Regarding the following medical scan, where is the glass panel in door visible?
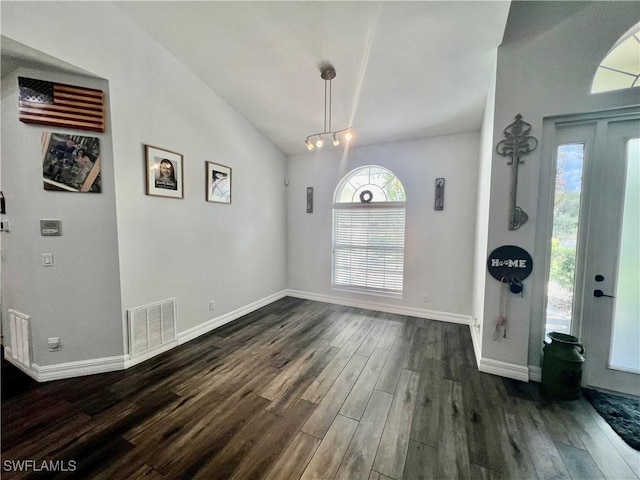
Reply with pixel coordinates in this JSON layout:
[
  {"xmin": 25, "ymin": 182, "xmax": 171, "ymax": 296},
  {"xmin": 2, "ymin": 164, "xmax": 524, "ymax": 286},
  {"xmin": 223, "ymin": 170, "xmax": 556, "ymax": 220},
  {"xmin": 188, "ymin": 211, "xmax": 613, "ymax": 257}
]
[
  {"xmin": 609, "ymin": 137, "xmax": 639, "ymax": 372},
  {"xmin": 545, "ymin": 143, "xmax": 585, "ymax": 339},
  {"xmin": 582, "ymin": 119, "xmax": 640, "ymax": 396}
]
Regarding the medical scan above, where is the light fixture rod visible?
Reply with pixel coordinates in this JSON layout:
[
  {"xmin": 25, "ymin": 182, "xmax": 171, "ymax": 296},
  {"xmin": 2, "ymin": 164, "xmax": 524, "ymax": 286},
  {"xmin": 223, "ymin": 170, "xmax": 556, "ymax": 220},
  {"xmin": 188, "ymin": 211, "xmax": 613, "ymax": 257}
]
[
  {"xmin": 324, "ymin": 76, "xmax": 328, "ymax": 133},
  {"xmin": 305, "ymin": 65, "xmax": 352, "ymax": 150},
  {"xmin": 329, "ymin": 78, "xmax": 332, "ymax": 132}
]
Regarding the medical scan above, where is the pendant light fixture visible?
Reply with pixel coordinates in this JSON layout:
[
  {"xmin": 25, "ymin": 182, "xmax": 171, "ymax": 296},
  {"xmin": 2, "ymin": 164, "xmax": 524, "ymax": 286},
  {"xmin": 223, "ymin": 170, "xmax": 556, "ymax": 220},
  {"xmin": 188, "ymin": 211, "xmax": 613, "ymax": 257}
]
[{"xmin": 305, "ymin": 65, "xmax": 353, "ymax": 150}]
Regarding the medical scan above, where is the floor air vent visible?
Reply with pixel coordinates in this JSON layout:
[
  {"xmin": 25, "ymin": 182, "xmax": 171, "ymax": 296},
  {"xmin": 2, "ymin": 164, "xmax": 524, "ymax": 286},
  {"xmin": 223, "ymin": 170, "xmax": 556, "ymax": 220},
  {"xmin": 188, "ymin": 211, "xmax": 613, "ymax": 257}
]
[
  {"xmin": 127, "ymin": 298, "xmax": 177, "ymax": 358},
  {"xmin": 8, "ymin": 309, "xmax": 31, "ymax": 368}
]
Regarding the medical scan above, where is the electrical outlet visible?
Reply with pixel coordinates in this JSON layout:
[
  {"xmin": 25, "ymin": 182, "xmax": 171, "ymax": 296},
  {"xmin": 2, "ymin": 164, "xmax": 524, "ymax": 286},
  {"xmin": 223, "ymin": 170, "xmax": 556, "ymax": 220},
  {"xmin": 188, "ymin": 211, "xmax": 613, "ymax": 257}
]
[
  {"xmin": 209, "ymin": 300, "xmax": 215, "ymax": 310},
  {"xmin": 423, "ymin": 293, "xmax": 429, "ymax": 302},
  {"xmin": 48, "ymin": 337, "xmax": 60, "ymax": 350}
]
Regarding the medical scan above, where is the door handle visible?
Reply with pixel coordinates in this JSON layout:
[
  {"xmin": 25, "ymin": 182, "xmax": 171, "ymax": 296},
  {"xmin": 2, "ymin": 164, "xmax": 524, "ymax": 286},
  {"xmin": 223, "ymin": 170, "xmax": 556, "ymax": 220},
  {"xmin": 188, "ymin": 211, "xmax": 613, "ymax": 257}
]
[{"xmin": 594, "ymin": 289, "xmax": 615, "ymax": 298}]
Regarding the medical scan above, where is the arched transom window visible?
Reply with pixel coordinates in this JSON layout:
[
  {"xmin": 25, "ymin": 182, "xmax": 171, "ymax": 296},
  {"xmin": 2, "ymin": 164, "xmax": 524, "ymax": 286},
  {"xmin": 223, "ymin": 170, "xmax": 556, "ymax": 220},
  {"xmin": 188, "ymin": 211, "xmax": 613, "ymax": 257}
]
[
  {"xmin": 332, "ymin": 165, "xmax": 406, "ymax": 297},
  {"xmin": 592, "ymin": 23, "xmax": 640, "ymax": 93}
]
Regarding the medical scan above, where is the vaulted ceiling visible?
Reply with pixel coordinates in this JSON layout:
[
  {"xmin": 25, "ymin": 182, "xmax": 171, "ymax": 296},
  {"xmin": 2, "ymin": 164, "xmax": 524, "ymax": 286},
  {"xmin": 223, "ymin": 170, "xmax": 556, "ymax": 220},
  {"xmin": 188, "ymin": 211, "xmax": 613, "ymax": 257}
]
[
  {"xmin": 115, "ymin": 2, "xmax": 511, "ymax": 155},
  {"xmin": 1, "ymin": 2, "xmax": 511, "ymax": 155}
]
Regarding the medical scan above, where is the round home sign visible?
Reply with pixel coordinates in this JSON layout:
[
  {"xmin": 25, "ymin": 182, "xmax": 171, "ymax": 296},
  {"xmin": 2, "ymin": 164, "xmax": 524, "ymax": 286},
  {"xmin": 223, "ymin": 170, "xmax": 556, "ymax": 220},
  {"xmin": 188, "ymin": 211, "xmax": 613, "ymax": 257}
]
[{"xmin": 487, "ymin": 245, "xmax": 533, "ymax": 282}]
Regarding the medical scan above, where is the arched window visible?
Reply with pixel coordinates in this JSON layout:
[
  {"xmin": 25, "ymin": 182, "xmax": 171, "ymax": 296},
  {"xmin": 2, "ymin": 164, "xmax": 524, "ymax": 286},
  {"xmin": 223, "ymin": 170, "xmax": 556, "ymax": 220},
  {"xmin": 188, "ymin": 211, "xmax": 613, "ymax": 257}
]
[
  {"xmin": 332, "ymin": 165, "xmax": 406, "ymax": 297},
  {"xmin": 592, "ymin": 23, "xmax": 640, "ymax": 93}
]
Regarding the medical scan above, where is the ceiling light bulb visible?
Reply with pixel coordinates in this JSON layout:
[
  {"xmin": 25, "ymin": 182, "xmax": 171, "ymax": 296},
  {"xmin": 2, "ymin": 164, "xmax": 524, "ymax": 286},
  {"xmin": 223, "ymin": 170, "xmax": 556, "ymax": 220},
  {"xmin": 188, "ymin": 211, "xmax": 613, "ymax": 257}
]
[
  {"xmin": 316, "ymin": 136, "xmax": 323, "ymax": 148},
  {"xmin": 305, "ymin": 138, "xmax": 314, "ymax": 150},
  {"xmin": 344, "ymin": 130, "xmax": 353, "ymax": 142},
  {"xmin": 332, "ymin": 133, "xmax": 340, "ymax": 146}
]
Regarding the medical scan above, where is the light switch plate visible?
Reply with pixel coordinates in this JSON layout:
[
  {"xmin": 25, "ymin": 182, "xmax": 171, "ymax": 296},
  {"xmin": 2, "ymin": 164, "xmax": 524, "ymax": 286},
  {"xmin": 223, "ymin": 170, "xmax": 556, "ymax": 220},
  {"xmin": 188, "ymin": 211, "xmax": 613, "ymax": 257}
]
[{"xmin": 42, "ymin": 253, "xmax": 54, "ymax": 266}]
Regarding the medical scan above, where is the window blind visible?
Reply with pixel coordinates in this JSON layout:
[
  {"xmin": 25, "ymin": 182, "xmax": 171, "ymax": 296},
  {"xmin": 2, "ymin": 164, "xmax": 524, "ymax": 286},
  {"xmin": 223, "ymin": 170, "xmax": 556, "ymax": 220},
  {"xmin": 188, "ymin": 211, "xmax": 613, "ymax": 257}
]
[{"xmin": 333, "ymin": 204, "xmax": 405, "ymax": 296}]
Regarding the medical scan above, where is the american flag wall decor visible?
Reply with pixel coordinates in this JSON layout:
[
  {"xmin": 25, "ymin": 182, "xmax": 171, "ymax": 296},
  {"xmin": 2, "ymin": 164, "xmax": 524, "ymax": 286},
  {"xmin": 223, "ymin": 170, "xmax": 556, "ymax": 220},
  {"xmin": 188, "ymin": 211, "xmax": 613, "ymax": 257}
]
[{"xmin": 18, "ymin": 77, "xmax": 105, "ymax": 133}]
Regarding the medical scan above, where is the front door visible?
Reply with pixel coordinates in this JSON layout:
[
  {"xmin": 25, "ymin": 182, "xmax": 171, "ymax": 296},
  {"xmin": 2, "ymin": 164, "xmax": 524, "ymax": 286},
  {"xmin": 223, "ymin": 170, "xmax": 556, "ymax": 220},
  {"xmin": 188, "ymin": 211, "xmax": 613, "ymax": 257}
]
[
  {"xmin": 545, "ymin": 115, "xmax": 639, "ymax": 396},
  {"xmin": 581, "ymin": 118, "xmax": 639, "ymax": 396}
]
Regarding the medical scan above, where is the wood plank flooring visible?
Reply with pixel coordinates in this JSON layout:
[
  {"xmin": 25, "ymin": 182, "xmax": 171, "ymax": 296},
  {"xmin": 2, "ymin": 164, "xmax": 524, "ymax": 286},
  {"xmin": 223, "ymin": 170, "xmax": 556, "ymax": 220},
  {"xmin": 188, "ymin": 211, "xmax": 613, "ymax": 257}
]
[{"xmin": 2, "ymin": 297, "xmax": 639, "ymax": 479}]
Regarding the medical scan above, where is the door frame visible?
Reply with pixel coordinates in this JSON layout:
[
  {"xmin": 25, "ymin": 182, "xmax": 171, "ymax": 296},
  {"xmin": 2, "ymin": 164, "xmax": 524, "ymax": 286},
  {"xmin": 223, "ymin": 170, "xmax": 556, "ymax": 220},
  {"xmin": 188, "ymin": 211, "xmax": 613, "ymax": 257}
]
[{"xmin": 533, "ymin": 107, "xmax": 640, "ymax": 392}]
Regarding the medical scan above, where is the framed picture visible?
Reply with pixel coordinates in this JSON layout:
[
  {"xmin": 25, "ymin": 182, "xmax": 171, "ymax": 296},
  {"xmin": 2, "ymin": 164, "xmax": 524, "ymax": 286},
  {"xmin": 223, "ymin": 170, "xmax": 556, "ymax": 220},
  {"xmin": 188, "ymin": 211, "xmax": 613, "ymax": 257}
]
[
  {"xmin": 306, "ymin": 187, "xmax": 313, "ymax": 213},
  {"xmin": 145, "ymin": 145, "xmax": 184, "ymax": 199},
  {"xmin": 42, "ymin": 131, "xmax": 101, "ymax": 193},
  {"xmin": 206, "ymin": 162, "xmax": 231, "ymax": 204}
]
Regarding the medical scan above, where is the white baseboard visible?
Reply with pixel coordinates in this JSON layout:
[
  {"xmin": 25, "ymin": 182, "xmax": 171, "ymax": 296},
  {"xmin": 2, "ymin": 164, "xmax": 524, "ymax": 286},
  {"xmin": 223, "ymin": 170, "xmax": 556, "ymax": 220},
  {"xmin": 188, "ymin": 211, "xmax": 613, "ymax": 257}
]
[
  {"xmin": 288, "ymin": 290, "xmax": 535, "ymax": 383},
  {"xmin": 288, "ymin": 291, "xmax": 536, "ymax": 383},
  {"xmin": 123, "ymin": 340, "xmax": 179, "ymax": 369},
  {"xmin": 4, "ymin": 347, "xmax": 39, "ymax": 379},
  {"xmin": 285, "ymin": 289, "xmax": 472, "ymax": 325},
  {"xmin": 469, "ymin": 323, "xmax": 483, "ymax": 368},
  {"xmin": 466, "ymin": 319, "xmax": 538, "ymax": 383},
  {"xmin": 478, "ymin": 357, "xmax": 530, "ymax": 382},
  {"xmin": 178, "ymin": 290, "xmax": 288, "ymax": 344},
  {"xmin": 6, "ymin": 345, "xmax": 125, "ymax": 382},
  {"xmin": 528, "ymin": 365, "xmax": 542, "ymax": 382},
  {"xmin": 32, "ymin": 355, "xmax": 125, "ymax": 382},
  {"xmin": 8, "ymin": 347, "xmax": 186, "ymax": 382},
  {"xmin": 7, "ymin": 291, "xmax": 536, "ymax": 385},
  {"xmin": 7, "ymin": 291, "xmax": 288, "ymax": 382}
]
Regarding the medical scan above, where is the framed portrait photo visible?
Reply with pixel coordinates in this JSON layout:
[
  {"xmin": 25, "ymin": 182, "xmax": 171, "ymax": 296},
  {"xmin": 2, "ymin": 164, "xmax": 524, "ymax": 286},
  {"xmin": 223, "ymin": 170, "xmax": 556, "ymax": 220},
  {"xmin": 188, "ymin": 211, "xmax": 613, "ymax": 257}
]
[
  {"xmin": 206, "ymin": 161, "xmax": 231, "ymax": 204},
  {"xmin": 145, "ymin": 145, "xmax": 184, "ymax": 199}
]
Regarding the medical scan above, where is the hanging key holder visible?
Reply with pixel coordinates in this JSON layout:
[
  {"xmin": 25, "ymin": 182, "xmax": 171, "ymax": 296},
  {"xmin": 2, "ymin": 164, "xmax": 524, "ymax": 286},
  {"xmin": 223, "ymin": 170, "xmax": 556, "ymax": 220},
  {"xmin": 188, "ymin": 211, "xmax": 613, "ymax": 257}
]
[{"xmin": 496, "ymin": 114, "xmax": 538, "ymax": 230}]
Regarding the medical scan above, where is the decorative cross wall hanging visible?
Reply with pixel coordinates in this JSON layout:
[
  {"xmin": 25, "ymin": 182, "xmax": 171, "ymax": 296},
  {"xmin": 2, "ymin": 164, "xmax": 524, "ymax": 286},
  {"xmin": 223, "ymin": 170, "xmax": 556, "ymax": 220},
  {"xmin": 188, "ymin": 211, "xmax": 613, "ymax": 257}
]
[{"xmin": 496, "ymin": 114, "xmax": 538, "ymax": 230}]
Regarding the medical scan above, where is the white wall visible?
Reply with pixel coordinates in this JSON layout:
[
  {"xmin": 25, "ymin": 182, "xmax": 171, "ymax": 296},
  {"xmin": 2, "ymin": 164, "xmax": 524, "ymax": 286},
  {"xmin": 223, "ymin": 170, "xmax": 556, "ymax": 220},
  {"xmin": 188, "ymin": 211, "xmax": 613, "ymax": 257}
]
[
  {"xmin": 2, "ymin": 2, "xmax": 287, "ymax": 366},
  {"xmin": 1, "ymin": 68, "xmax": 123, "ymax": 366},
  {"xmin": 482, "ymin": 1, "xmax": 640, "ymax": 370},
  {"xmin": 287, "ymin": 133, "xmax": 479, "ymax": 318},
  {"xmin": 471, "ymin": 51, "xmax": 498, "ymax": 360}
]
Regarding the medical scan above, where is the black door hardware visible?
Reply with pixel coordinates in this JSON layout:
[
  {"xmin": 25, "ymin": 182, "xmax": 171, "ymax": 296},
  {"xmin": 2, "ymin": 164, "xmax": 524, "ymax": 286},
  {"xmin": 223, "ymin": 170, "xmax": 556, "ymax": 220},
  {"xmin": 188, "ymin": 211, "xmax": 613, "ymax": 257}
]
[{"xmin": 594, "ymin": 289, "xmax": 615, "ymax": 298}]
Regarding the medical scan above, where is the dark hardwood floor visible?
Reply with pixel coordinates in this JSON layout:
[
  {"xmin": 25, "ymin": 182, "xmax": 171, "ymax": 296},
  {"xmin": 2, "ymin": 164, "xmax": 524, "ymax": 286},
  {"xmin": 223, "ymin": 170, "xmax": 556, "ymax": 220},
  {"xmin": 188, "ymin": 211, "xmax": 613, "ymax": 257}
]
[{"xmin": 2, "ymin": 297, "xmax": 639, "ymax": 479}]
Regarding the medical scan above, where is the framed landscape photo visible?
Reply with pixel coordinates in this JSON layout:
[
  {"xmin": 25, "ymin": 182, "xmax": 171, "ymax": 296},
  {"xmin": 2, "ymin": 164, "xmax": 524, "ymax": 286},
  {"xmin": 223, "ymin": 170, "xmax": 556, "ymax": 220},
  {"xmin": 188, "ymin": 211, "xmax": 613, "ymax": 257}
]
[
  {"xmin": 145, "ymin": 145, "xmax": 184, "ymax": 199},
  {"xmin": 206, "ymin": 161, "xmax": 231, "ymax": 204}
]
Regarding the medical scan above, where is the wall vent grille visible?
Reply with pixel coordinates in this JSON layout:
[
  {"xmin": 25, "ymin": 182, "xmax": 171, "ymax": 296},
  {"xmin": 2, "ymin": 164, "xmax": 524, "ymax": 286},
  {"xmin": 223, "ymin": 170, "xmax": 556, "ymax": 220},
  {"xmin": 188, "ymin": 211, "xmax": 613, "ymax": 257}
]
[
  {"xmin": 127, "ymin": 298, "xmax": 177, "ymax": 358},
  {"xmin": 8, "ymin": 309, "xmax": 31, "ymax": 368}
]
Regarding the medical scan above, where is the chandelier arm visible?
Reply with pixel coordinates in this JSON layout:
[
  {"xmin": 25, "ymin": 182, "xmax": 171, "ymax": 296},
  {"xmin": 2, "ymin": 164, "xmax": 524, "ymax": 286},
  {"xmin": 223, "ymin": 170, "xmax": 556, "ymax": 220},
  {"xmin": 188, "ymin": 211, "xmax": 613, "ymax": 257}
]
[{"xmin": 305, "ymin": 127, "xmax": 352, "ymax": 140}]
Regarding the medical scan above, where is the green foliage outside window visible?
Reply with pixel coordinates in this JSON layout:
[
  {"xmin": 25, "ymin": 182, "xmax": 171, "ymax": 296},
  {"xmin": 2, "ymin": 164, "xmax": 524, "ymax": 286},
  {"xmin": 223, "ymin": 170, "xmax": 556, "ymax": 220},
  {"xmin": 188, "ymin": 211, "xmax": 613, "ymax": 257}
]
[
  {"xmin": 550, "ymin": 190, "xmax": 580, "ymax": 290},
  {"xmin": 550, "ymin": 238, "xmax": 577, "ymax": 290}
]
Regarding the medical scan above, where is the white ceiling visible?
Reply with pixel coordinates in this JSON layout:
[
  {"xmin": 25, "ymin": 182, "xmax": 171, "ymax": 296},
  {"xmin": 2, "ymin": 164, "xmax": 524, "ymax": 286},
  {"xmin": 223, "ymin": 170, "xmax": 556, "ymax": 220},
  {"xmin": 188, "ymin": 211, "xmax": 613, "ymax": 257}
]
[
  {"xmin": 7, "ymin": 2, "xmax": 511, "ymax": 156},
  {"xmin": 116, "ymin": 1, "xmax": 511, "ymax": 154}
]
